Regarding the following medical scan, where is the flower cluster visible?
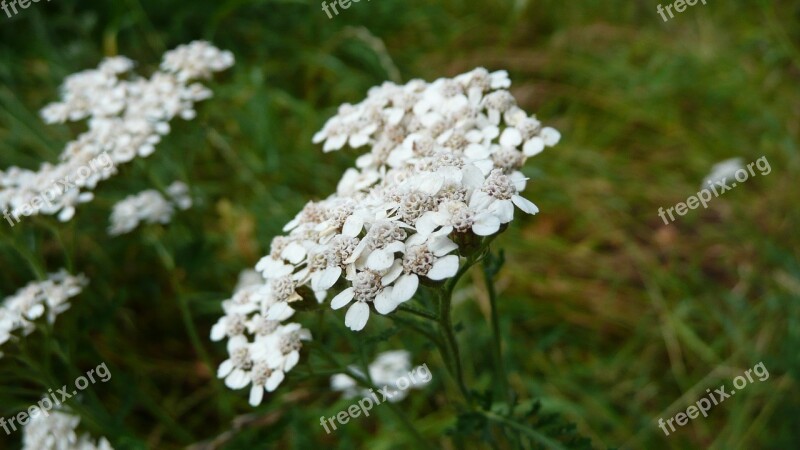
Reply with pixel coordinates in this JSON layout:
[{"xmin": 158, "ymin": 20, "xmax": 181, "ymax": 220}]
[
  {"xmin": 331, "ymin": 350, "xmax": 429, "ymax": 402},
  {"xmin": 211, "ymin": 270, "xmax": 312, "ymax": 406},
  {"xmin": 0, "ymin": 41, "xmax": 233, "ymax": 223},
  {"xmin": 0, "ymin": 270, "xmax": 88, "ymax": 358},
  {"xmin": 213, "ymin": 67, "xmax": 559, "ymax": 404},
  {"xmin": 108, "ymin": 181, "xmax": 192, "ymax": 236},
  {"xmin": 22, "ymin": 405, "xmax": 113, "ymax": 450}
]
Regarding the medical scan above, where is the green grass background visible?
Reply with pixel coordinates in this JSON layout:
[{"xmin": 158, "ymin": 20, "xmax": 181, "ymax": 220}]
[{"xmin": 0, "ymin": 0, "xmax": 798, "ymax": 449}]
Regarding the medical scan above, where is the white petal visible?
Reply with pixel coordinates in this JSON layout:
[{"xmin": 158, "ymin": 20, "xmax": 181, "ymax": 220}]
[
  {"xmin": 349, "ymin": 133, "xmax": 370, "ymax": 148},
  {"xmin": 392, "ymin": 274, "xmax": 419, "ymax": 303},
  {"xmin": 387, "ymin": 147, "xmax": 414, "ymax": 168},
  {"xmin": 342, "ymin": 215, "xmax": 364, "ymax": 237},
  {"xmin": 415, "ymin": 211, "xmax": 444, "ymax": 237},
  {"xmin": 469, "ymin": 190, "xmax": 492, "ymax": 211},
  {"xmin": 266, "ymin": 301, "xmax": 295, "ymax": 321},
  {"xmin": 374, "ymin": 288, "xmax": 399, "ymax": 314},
  {"xmin": 281, "ymin": 242, "xmax": 306, "ymax": 264},
  {"xmin": 345, "ymin": 302, "xmax": 370, "ymax": 331},
  {"xmin": 512, "ymin": 195, "xmax": 539, "ymax": 215},
  {"xmin": 284, "ymin": 351, "xmax": 300, "ymax": 371},
  {"xmin": 58, "ymin": 207, "xmax": 75, "ymax": 222},
  {"xmin": 474, "ymin": 159, "xmax": 495, "ymax": 175},
  {"xmin": 210, "ymin": 320, "xmax": 227, "ymax": 341},
  {"xmin": 461, "ymin": 165, "xmax": 485, "ymax": 189},
  {"xmin": 510, "ymin": 171, "xmax": 527, "ymax": 191},
  {"xmin": 386, "ymin": 107, "xmax": 405, "ymax": 125},
  {"xmin": 225, "ymin": 369, "xmax": 250, "ymax": 389},
  {"xmin": 249, "ymin": 385, "xmax": 265, "ymax": 406},
  {"xmin": 367, "ymin": 249, "xmax": 396, "ymax": 271},
  {"xmin": 428, "ymin": 236, "xmax": 458, "ymax": 256},
  {"xmin": 427, "ymin": 255, "xmax": 460, "ymax": 280},
  {"xmin": 500, "ymin": 128, "xmax": 523, "ymax": 147},
  {"xmin": 523, "ymin": 137, "xmax": 545, "ymax": 156},
  {"xmin": 482, "ymin": 125, "xmax": 500, "ymax": 140},
  {"xmin": 540, "ymin": 127, "xmax": 561, "ymax": 146},
  {"xmin": 331, "ymin": 287, "xmax": 355, "ymax": 310},
  {"xmin": 217, "ymin": 360, "xmax": 234, "ymax": 378},
  {"xmin": 330, "ymin": 374, "xmax": 357, "ymax": 391},
  {"xmin": 382, "ymin": 260, "xmax": 404, "ymax": 285},
  {"xmin": 384, "ymin": 241, "xmax": 406, "ymax": 254},
  {"xmin": 313, "ymin": 266, "xmax": 342, "ymax": 291},
  {"xmin": 472, "ymin": 214, "xmax": 500, "ymax": 236},
  {"xmin": 326, "ymin": 133, "xmax": 348, "ymax": 151},
  {"xmin": 345, "ymin": 237, "xmax": 369, "ymax": 264},
  {"xmin": 405, "ymin": 233, "xmax": 427, "ymax": 247},
  {"xmin": 492, "ymin": 200, "xmax": 515, "ymax": 223},
  {"xmin": 465, "ymin": 143, "xmax": 490, "ymax": 160},
  {"xmin": 418, "ymin": 174, "xmax": 444, "ymax": 195},
  {"xmin": 266, "ymin": 370, "xmax": 285, "ymax": 391}
]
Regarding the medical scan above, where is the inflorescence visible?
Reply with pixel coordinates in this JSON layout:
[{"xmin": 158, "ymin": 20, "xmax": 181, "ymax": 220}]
[{"xmin": 212, "ymin": 68, "xmax": 560, "ymax": 405}]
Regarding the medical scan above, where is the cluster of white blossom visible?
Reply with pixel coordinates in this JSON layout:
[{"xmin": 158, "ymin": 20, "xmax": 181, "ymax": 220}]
[
  {"xmin": 107, "ymin": 181, "xmax": 192, "ymax": 236},
  {"xmin": 0, "ymin": 270, "xmax": 88, "ymax": 358},
  {"xmin": 210, "ymin": 270, "xmax": 312, "ymax": 406},
  {"xmin": 22, "ymin": 405, "xmax": 113, "ymax": 450},
  {"xmin": 0, "ymin": 41, "xmax": 233, "ymax": 223},
  {"xmin": 331, "ymin": 350, "xmax": 428, "ymax": 402},
  {"xmin": 213, "ymin": 67, "xmax": 559, "ymax": 403}
]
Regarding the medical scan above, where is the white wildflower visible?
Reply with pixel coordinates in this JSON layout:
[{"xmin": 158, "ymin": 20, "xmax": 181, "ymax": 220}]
[
  {"xmin": 331, "ymin": 350, "xmax": 428, "ymax": 402},
  {"xmin": 702, "ymin": 157, "xmax": 744, "ymax": 188},
  {"xmin": 22, "ymin": 404, "xmax": 113, "ymax": 450},
  {"xmin": 0, "ymin": 270, "xmax": 87, "ymax": 356},
  {"xmin": 107, "ymin": 181, "xmax": 192, "ymax": 235},
  {"xmin": 213, "ymin": 67, "xmax": 559, "ymax": 400},
  {"xmin": 0, "ymin": 41, "xmax": 232, "ymax": 223}
]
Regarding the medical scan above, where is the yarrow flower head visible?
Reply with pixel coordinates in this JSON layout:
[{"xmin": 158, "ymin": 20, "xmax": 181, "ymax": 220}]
[
  {"xmin": 213, "ymin": 67, "xmax": 560, "ymax": 403},
  {"xmin": 211, "ymin": 270, "xmax": 311, "ymax": 406},
  {"xmin": 0, "ymin": 41, "xmax": 232, "ymax": 223},
  {"xmin": 331, "ymin": 350, "xmax": 429, "ymax": 402},
  {"xmin": 22, "ymin": 403, "xmax": 113, "ymax": 450},
  {"xmin": 107, "ymin": 181, "xmax": 192, "ymax": 236},
  {"xmin": 0, "ymin": 270, "xmax": 88, "ymax": 358}
]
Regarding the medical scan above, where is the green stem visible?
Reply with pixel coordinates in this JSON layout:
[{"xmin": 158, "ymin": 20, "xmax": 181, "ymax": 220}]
[
  {"xmin": 483, "ymin": 254, "xmax": 511, "ymax": 405},
  {"xmin": 438, "ymin": 285, "xmax": 471, "ymax": 405},
  {"xmin": 434, "ymin": 235, "xmax": 499, "ymax": 407}
]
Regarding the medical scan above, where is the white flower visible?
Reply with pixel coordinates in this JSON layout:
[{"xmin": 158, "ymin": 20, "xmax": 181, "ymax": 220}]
[
  {"xmin": 469, "ymin": 169, "xmax": 538, "ymax": 224},
  {"xmin": 390, "ymin": 233, "xmax": 459, "ymax": 310},
  {"xmin": 331, "ymin": 269, "xmax": 400, "ymax": 331},
  {"xmin": 214, "ymin": 66, "xmax": 560, "ymax": 401},
  {"xmin": 22, "ymin": 403, "xmax": 113, "ymax": 450},
  {"xmin": 0, "ymin": 270, "xmax": 87, "ymax": 358},
  {"xmin": 703, "ymin": 157, "xmax": 744, "ymax": 188},
  {"xmin": 107, "ymin": 181, "xmax": 192, "ymax": 235},
  {"xmin": 217, "ymin": 335, "xmax": 254, "ymax": 389},
  {"xmin": 1, "ymin": 42, "xmax": 231, "ymax": 224},
  {"xmin": 331, "ymin": 350, "xmax": 428, "ymax": 402},
  {"xmin": 218, "ymin": 320, "xmax": 306, "ymax": 407}
]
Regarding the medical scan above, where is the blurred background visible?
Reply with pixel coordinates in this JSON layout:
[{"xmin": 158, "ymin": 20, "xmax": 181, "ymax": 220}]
[{"xmin": 0, "ymin": 0, "xmax": 798, "ymax": 449}]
